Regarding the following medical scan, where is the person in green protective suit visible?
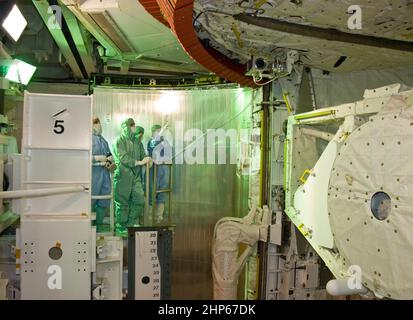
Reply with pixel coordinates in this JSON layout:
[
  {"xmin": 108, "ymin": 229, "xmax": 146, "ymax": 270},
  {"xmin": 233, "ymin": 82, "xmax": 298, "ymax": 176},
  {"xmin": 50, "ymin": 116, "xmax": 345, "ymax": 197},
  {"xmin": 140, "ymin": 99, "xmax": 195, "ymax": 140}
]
[
  {"xmin": 113, "ymin": 118, "xmax": 151, "ymax": 236},
  {"xmin": 135, "ymin": 125, "xmax": 147, "ymax": 181},
  {"xmin": 135, "ymin": 125, "xmax": 150, "ymax": 225}
]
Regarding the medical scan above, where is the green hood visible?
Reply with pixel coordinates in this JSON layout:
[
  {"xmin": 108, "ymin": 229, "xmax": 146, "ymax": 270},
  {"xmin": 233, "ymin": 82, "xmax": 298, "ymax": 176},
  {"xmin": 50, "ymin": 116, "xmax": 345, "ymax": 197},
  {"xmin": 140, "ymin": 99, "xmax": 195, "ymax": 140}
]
[
  {"xmin": 136, "ymin": 126, "xmax": 144, "ymax": 136},
  {"xmin": 121, "ymin": 118, "xmax": 135, "ymax": 140},
  {"xmin": 151, "ymin": 124, "xmax": 162, "ymax": 133}
]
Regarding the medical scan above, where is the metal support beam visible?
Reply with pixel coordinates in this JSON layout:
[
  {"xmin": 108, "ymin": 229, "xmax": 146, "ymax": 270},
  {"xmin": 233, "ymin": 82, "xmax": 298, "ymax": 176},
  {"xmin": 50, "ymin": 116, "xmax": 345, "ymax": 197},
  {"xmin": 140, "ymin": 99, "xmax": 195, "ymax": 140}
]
[
  {"xmin": 61, "ymin": 0, "xmax": 122, "ymax": 58},
  {"xmin": 60, "ymin": 2, "xmax": 96, "ymax": 76},
  {"xmin": 234, "ymin": 14, "xmax": 413, "ymax": 52},
  {"xmin": 257, "ymin": 84, "xmax": 271, "ymax": 300},
  {"xmin": 260, "ymin": 84, "xmax": 271, "ymax": 207},
  {"xmin": 32, "ymin": 0, "xmax": 83, "ymax": 78}
]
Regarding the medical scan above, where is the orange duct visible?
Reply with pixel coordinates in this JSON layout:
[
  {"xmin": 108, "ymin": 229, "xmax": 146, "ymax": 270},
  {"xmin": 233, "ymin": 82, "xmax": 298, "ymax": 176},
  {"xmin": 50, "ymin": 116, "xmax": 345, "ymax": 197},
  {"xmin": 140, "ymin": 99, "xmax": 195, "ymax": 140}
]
[
  {"xmin": 139, "ymin": 0, "xmax": 256, "ymax": 87},
  {"xmin": 139, "ymin": 0, "xmax": 169, "ymax": 27}
]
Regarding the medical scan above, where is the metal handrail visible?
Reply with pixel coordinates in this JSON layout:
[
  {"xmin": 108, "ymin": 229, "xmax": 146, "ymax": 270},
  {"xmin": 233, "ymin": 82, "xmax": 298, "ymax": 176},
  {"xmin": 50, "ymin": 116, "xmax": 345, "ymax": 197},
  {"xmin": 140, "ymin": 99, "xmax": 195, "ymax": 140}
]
[
  {"xmin": 92, "ymin": 175, "xmax": 115, "ymax": 234},
  {"xmin": 144, "ymin": 162, "xmax": 173, "ymax": 226}
]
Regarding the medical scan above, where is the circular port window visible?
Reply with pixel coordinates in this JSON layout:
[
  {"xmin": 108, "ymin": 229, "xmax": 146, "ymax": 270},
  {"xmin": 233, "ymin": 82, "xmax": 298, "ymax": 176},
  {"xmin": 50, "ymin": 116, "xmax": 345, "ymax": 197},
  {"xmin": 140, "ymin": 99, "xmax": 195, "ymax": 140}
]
[
  {"xmin": 48, "ymin": 246, "xmax": 63, "ymax": 260},
  {"xmin": 370, "ymin": 192, "xmax": 391, "ymax": 221},
  {"xmin": 141, "ymin": 276, "xmax": 150, "ymax": 284}
]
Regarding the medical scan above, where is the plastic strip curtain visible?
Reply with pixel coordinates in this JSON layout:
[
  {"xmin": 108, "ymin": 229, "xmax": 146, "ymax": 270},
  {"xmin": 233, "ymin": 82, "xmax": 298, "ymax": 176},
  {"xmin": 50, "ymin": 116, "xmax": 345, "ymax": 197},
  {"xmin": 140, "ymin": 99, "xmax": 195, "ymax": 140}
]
[{"xmin": 93, "ymin": 86, "xmax": 261, "ymax": 299}]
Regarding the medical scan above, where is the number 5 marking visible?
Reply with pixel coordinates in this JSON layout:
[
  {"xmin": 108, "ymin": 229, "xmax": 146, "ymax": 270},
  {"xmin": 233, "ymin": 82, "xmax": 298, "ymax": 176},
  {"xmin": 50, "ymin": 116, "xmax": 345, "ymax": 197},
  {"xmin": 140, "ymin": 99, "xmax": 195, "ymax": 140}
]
[{"xmin": 54, "ymin": 120, "xmax": 65, "ymax": 134}]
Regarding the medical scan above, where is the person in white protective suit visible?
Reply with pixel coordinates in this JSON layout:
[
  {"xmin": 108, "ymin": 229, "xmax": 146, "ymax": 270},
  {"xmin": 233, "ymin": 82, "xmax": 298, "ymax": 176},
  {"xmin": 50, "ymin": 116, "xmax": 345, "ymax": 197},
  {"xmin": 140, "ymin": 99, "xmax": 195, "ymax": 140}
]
[{"xmin": 212, "ymin": 206, "xmax": 271, "ymax": 300}]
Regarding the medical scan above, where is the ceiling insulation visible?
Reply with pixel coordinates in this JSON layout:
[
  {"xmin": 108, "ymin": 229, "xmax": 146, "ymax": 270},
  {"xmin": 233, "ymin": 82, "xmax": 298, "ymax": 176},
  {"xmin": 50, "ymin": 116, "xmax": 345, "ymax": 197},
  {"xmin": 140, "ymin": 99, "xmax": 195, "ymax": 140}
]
[
  {"xmin": 62, "ymin": 0, "xmax": 207, "ymax": 75},
  {"xmin": 89, "ymin": 12, "xmax": 134, "ymax": 52},
  {"xmin": 194, "ymin": 0, "xmax": 413, "ymax": 72}
]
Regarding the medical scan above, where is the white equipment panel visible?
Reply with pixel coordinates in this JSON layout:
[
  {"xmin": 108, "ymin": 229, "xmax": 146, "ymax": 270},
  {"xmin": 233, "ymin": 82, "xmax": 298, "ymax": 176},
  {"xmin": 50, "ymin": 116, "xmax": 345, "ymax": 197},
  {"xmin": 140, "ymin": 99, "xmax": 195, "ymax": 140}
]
[
  {"xmin": 294, "ymin": 140, "xmax": 338, "ymax": 248},
  {"xmin": 19, "ymin": 92, "xmax": 94, "ymax": 300},
  {"xmin": 21, "ymin": 92, "xmax": 92, "ymax": 216},
  {"xmin": 23, "ymin": 93, "xmax": 91, "ymax": 150},
  {"xmin": 20, "ymin": 217, "xmax": 92, "ymax": 300}
]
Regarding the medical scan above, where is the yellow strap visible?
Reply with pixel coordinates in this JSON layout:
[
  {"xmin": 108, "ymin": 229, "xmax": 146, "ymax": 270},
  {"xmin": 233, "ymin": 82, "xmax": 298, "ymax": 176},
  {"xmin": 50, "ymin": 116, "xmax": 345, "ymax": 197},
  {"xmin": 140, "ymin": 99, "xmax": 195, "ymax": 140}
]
[
  {"xmin": 231, "ymin": 23, "xmax": 244, "ymax": 48},
  {"xmin": 283, "ymin": 91, "xmax": 293, "ymax": 113},
  {"xmin": 254, "ymin": 0, "xmax": 268, "ymax": 8},
  {"xmin": 300, "ymin": 169, "xmax": 311, "ymax": 184},
  {"xmin": 298, "ymin": 224, "xmax": 309, "ymax": 237}
]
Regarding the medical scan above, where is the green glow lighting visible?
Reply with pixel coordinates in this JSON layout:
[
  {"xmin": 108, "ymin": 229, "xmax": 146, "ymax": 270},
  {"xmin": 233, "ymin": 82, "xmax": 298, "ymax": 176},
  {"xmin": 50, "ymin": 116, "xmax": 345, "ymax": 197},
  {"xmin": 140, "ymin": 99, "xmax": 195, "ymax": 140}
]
[
  {"xmin": 5, "ymin": 59, "xmax": 36, "ymax": 85},
  {"xmin": 2, "ymin": 4, "xmax": 27, "ymax": 42}
]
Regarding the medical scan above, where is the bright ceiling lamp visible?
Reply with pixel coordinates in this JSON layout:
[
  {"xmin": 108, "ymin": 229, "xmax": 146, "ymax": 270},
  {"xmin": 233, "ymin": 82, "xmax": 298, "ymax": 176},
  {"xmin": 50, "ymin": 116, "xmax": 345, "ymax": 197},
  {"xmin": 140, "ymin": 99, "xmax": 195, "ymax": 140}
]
[
  {"xmin": 1, "ymin": 4, "xmax": 27, "ymax": 42},
  {"xmin": 156, "ymin": 91, "xmax": 181, "ymax": 115},
  {"xmin": 5, "ymin": 59, "xmax": 36, "ymax": 85}
]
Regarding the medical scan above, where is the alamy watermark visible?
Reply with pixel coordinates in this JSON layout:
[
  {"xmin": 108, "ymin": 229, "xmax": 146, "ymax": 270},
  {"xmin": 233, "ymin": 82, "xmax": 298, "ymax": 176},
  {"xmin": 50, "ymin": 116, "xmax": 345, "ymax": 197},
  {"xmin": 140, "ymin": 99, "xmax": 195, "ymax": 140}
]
[
  {"xmin": 148, "ymin": 121, "xmax": 249, "ymax": 167},
  {"xmin": 347, "ymin": 265, "xmax": 363, "ymax": 290},
  {"xmin": 47, "ymin": 5, "xmax": 62, "ymax": 30},
  {"xmin": 47, "ymin": 265, "xmax": 62, "ymax": 290},
  {"xmin": 347, "ymin": 5, "xmax": 362, "ymax": 30}
]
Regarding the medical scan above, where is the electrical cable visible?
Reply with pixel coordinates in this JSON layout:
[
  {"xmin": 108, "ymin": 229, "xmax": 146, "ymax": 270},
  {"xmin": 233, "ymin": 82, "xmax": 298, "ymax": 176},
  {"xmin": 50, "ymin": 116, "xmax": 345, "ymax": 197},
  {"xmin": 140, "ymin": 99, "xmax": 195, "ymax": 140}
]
[{"xmin": 253, "ymin": 72, "xmax": 289, "ymax": 86}]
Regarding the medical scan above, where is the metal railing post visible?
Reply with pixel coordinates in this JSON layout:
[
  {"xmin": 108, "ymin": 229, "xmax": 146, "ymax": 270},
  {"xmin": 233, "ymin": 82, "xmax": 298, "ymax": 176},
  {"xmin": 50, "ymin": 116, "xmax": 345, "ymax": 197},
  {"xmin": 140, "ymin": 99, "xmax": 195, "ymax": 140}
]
[
  {"xmin": 152, "ymin": 163, "xmax": 157, "ymax": 225},
  {"xmin": 145, "ymin": 162, "xmax": 150, "ymax": 226},
  {"xmin": 168, "ymin": 164, "xmax": 173, "ymax": 225}
]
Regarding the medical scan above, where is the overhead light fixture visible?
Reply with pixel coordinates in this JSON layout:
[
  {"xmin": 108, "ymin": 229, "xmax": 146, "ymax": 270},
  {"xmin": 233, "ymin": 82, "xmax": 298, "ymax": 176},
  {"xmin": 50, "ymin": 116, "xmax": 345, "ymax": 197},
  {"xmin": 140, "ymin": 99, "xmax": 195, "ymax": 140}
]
[
  {"xmin": 5, "ymin": 59, "xmax": 36, "ymax": 85},
  {"xmin": 1, "ymin": 4, "xmax": 27, "ymax": 42},
  {"xmin": 157, "ymin": 92, "xmax": 180, "ymax": 115}
]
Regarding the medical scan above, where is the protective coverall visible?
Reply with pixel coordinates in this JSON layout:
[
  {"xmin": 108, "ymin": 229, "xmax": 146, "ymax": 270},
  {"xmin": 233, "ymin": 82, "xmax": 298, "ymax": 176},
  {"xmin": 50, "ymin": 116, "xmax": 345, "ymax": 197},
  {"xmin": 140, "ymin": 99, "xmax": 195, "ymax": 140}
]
[
  {"xmin": 113, "ymin": 119, "xmax": 146, "ymax": 233},
  {"xmin": 92, "ymin": 132, "xmax": 112, "ymax": 229},
  {"xmin": 147, "ymin": 139, "xmax": 170, "ymax": 204},
  {"xmin": 135, "ymin": 126, "xmax": 147, "ymax": 182}
]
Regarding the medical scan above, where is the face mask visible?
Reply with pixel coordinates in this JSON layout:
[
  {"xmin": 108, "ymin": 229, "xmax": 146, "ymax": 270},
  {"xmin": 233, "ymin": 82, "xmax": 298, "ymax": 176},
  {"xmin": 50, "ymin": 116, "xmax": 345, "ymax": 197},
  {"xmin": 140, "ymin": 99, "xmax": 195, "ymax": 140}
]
[
  {"xmin": 130, "ymin": 126, "xmax": 136, "ymax": 134},
  {"xmin": 93, "ymin": 124, "xmax": 102, "ymax": 135}
]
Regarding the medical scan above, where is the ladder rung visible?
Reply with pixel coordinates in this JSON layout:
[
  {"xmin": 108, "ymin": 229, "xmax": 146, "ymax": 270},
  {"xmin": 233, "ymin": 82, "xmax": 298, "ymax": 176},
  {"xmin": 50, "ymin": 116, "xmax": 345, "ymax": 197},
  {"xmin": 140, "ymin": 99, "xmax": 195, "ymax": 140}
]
[
  {"xmin": 92, "ymin": 195, "xmax": 112, "ymax": 200},
  {"xmin": 156, "ymin": 189, "xmax": 172, "ymax": 193}
]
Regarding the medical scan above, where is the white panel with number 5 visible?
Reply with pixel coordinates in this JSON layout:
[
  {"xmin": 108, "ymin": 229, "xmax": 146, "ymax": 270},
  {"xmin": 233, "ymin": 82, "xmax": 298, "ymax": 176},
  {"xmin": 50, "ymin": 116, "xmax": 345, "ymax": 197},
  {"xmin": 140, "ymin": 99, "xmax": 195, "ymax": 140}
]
[
  {"xmin": 23, "ymin": 92, "xmax": 92, "ymax": 150},
  {"xmin": 21, "ymin": 92, "xmax": 92, "ymax": 216}
]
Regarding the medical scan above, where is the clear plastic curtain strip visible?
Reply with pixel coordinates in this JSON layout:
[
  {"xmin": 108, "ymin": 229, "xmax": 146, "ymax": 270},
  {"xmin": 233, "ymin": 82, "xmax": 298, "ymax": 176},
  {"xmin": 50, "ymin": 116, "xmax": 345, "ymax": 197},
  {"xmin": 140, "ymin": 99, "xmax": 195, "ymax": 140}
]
[{"xmin": 93, "ymin": 86, "xmax": 262, "ymax": 299}]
